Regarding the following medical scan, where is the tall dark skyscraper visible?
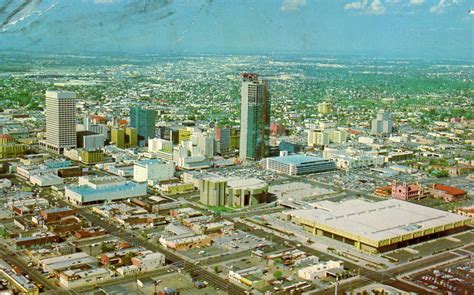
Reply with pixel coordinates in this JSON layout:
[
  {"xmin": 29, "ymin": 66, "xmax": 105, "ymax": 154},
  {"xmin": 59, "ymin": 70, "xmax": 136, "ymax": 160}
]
[
  {"xmin": 129, "ymin": 106, "xmax": 157, "ymax": 146},
  {"xmin": 239, "ymin": 73, "xmax": 270, "ymax": 160}
]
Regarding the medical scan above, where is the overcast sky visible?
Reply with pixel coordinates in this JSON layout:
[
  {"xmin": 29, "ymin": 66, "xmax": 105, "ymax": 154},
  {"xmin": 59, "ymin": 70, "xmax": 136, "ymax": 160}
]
[{"xmin": 0, "ymin": 0, "xmax": 472, "ymax": 59}]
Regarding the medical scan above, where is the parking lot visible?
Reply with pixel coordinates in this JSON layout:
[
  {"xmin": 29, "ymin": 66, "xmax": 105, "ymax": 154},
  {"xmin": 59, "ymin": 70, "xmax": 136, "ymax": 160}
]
[
  {"xmin": 409, "ymin": 259, "xmax": 473, "ymax": 294},
  {"xmin": 182, "ymin": 229, "xmax": 272, "ymax": 260}
]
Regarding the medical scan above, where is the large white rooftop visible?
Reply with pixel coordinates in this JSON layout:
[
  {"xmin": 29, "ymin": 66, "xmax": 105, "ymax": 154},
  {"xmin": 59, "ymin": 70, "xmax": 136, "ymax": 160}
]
[{"xmin": 288, "ymin": 199, "xmax": 470, "ymax": 242}]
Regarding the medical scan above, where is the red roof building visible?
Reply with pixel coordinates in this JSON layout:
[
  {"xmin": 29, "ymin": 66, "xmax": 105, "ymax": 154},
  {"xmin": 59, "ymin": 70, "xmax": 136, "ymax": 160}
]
[{"xmin": 429, "ymin": 184, "xmax": 467, "ymax": 202}]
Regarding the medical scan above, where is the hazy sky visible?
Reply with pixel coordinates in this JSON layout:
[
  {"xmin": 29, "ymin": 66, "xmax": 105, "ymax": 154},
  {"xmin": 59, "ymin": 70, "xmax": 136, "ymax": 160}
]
[{"xmin": 0, "ymin": 0, "xmax": 472, "ymax": 59}]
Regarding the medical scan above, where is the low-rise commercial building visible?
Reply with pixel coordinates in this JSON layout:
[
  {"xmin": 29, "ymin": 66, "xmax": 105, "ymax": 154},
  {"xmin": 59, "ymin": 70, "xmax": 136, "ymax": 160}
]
[
  {"xmin": 160, "ymin": 182, "xmax": 195, "ymax": 195},
  {"xmin": 131, "ymin": 252, "xmax": 165, "ymax": 272},
  {"xmin": 228, "ymin": 267, "xmax": 264, "ymax": 289},
  {"xmin": 0, "ymin": 259, "xmax": 39, "ymax": 295},
  {"xmin": 40, "ymin": 207, "xmax": 75, "ymax": 224},
  {"xmin": 159, "ymin": 234, "xmax": 212, "ymax": 251},
  {"xmin": 40, "ymin": 252, "xmax": 98, "ymax": 273},
  {"xmin": 65, "ymin": 176, "xmax": 147, "ymax": 205},
  {"xmin": 262, "ymin": 154, "xmax": 336, "ymax": 175},
  {"xmin": 284, "ymin": 199, "xmax": 471, "ymax": 253},
  {"xmin": 323, "ymin": 147, "xmax": 385, "ymax": 170},
  {"xmin": 30, "ymin": 174, "xmax": 64, "ymax": 187},
  {"xmin": 59, "ymin": 267, "xmax": 111, "ymax": 288},
  {"xmin": 133, "ymin": 159, "xmax": 175, "ymax": 183},
  {"xmin": 298, "ymin": 260, "xmax": 344, "ymax": 280}
]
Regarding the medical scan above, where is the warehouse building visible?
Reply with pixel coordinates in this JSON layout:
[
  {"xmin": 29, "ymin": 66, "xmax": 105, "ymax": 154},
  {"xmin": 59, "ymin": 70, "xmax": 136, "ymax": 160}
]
[
  {"xmin": 261, "ymin": 154, "xmax": 336, "ymax": 175},
  {"xmin": 284, "ymin": 199, "xmax": 471, "ymax": 253},
  {"xmin": 65, "ymin": 176, "xmax": 147, "ymax": 205}
]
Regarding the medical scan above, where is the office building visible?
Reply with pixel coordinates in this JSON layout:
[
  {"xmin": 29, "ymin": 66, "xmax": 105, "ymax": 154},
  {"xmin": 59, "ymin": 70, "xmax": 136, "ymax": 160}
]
[
  {"xmin": 178, "ymin": 128, "xmax": 192, "ymax": 143},
  {"xmin": 371, "ymin": 109, "xmax": 393, "ymax": 135},
  {"xmin": 226, "ymin": 178, "xmax": 269, "ymax": 207},
  {"xmin": 284, "ymin": 199, "xmax": 470, "ymax": 253},
  {"xmin": 133, "ymin": 159, "xmax": 175, "ymax": 183},
  {"xmin": 317, "ymin": 102, "xmax": 332, "ymax": 114},
  {"xmin": 199, "ymin": 175, "xmax": 269, "ymax": 207},
  {"xmin": 196, "ymin": 133, "xmax": 215, "ymax": 158},
  {"xmin": 76, "ymin": 131, "xmax": 104, "ymax": 151},
  {"xmin": 230, "ymin": 126, "xmax": 240, "ymax": 150},
  {"xmin": 332, "ymin": 129, "xmax": 348, "ymax": 144},
  {"xmin": 311, "ymin": 131, "xmax": 330, "ymax": 146},
  {"xmin": 43, "ymin": 90, "xmax": 77, "ymax": 154},
  {"xmin": 111, "ymin": 127, "xmax": 137, "ymax": 149},
  {"xmin": 216, "ymin": 127, "xmax": 231, "ymax": 152},
  {"xmin": 262, "ymin": 154, "xmax": 336, "ymax": 175},
  {"xmin": 129, "ymin": 106, "xmax": 156, "ymax": 146},
  {"xmin": 0, "ymin": 134, "xmax": 26, "ymax": 159},
  {"xmin": 148, "ymin": 138, "xmax": 173, "ymax": 153},
  {"xmin": 199, "ymin": 175, "xmax": 227, "ymax": 207},
  {"xmin": 239, "ymin": 73, "xmax": 270, "ymax": 160}
]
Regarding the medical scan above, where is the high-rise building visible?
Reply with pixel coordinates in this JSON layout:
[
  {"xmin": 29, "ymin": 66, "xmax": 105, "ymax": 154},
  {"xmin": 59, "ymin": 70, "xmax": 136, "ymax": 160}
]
[
  {"xmin": 111, "ymin": 127, "xmax": 137, "ymax": 149},
  {"xmin": 371, "ymin": 110, "xmax": 393, "ymax": 135},
  {"xmin": 317, "ymin": 102, "xmax": 333, "ymax": 114},
  {"xmin": 43, "ymin": 90, "xmax": 77, "ymax": 154},
  {"xmin": 239, "ymin": 73, "xmax": 270, "ymax": 160},
  {"xmin": 331, "ymin": 129, "xmax": 348, "ymax": 144},
  {"xmin": 178, "ymin": 128, "xmax": 192, "ymax": 143},
  {"xmin": 0, "ymin": 134, "xmax": 26, "ymax": 159},
  {"xmin": 229, "ymin": 126, "xmax": 240, "ymax": 150},
  {"xmin": 199, "ymin": 176, "xmax": 227, "ymax": 207},
  {"xmin": 129, "ymin": 106, "xmax": 157, "ymax": 146},
  {"xmin": 196, "ymin": 133, "xmax": 215, "ymax": 158},
  {"xmin": 216, "ymin": 127, "xmax": 231, "ymax": 152}
]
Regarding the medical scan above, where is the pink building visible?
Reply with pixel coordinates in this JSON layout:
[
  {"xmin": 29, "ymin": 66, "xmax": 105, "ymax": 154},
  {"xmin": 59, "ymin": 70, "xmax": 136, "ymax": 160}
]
[
  {"xmin": 270, "ymin": 123, "xmax": 286, "ymax": 136},
  {"xmin": 391, "ymin": 181, "xmax": 426, "ymax": 201}
]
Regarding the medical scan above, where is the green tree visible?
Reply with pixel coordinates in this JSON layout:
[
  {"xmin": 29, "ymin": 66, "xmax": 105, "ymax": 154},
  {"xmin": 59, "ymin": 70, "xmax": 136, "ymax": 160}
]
[
  {"xmin": 273, "ymin": 270, "xmax": 283, "ymax": 280},
  {"xmin": 435, "ymin": 170, "xmax": 449, "ymax": 178}
]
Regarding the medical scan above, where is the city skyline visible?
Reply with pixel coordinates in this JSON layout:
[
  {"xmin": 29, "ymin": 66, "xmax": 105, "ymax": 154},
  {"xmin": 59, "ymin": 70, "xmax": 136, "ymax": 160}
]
[{"xmin": 0, "ymin": 1, "xmax": 472, "ymax": 294}]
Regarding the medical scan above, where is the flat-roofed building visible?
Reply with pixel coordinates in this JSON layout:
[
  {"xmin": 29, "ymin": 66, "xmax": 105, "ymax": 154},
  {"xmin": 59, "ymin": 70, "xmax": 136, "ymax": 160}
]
[
  {"xmin": 199, "ymin": 175, "xmax": 227, "ymax": 207},
  {"xmin": 262, "ymin": 154, "xmax": 336, "ymax": 175},
  {"xmin": 131, "ymin": 252, "xmax": 165, "ymax": 272},
  {"xmin": 227, "ymin": 178, "xmax": 269, "ymax": 207},
  {"xmin": 284, "ymin": 199, "xmax": 471, "ymax": 253},
  {"xmin": 159, "ymin": 234, "xmax": 212, "ymax": 251},
  {"xmin": 59, "ymin": 267, "xmax": 110, "ymax": 288},
  {"xmin": 65, "ymin": 176, "xmax": 147, "ymax": 205},
  {"xmin": 0, "ymin": 259, "xmax": 39, "ymax": 295},
  {"xmin": 199, "ymin": 176, "xmax": 269, "ymax": 207},
  {"xmin": 30, "ymin": 174, "xmax": 64, "ymax": 187},
  {"xmin": 42, "ymin": 90, "xmax": 76, "ymax": 154},
  {"xmin": 298, "ymin": 260, "xmax": 344, "ymax": 280},
  {"xmin": 40, "ymin": 207, "xmax": 75, "ymax": 224},
  {"xmin": 133, "ymin": 159, "xmax": 175, "ymax": 183},
  {"xmin": 40, "ymin": 252, "xmax": 98, "ymax": 273}
]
